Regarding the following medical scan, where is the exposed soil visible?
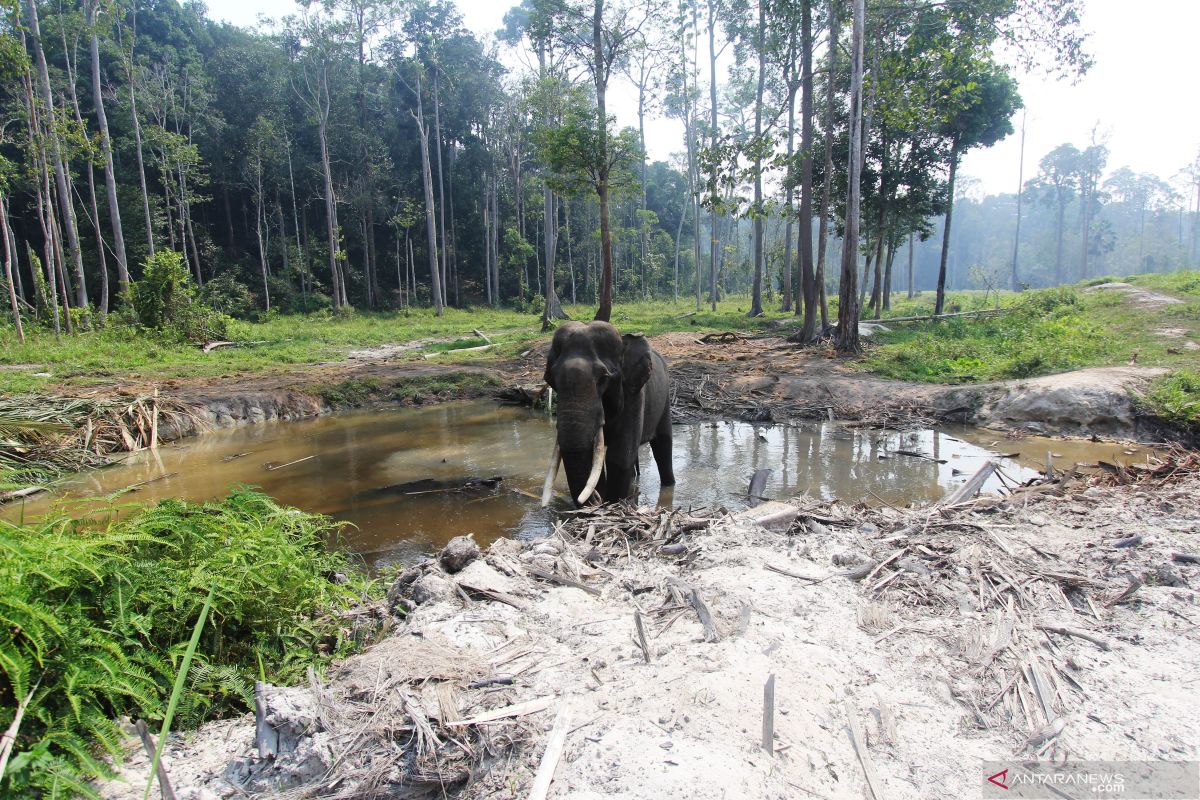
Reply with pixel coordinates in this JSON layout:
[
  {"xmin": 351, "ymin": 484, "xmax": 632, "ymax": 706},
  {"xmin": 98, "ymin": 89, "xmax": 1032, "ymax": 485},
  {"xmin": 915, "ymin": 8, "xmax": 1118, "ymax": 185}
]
[
  {"xmin": 97, "ymin": 464, "xmax": 1200, "ymax": 800},
  {"xmin": 1085, "ymin": 282, "xmax": 1186, "ymax": 310},
  {"xmin": 81, "ymin": 327, "xmax": 1181, "ymax": 445}
]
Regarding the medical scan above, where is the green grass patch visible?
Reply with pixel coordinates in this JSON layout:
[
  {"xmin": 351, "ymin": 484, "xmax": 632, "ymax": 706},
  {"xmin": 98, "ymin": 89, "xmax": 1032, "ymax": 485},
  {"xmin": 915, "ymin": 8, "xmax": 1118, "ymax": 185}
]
[
  {"xmin": 388, "ymin": 372, "xmax": 502, "ymax": 403},
  {"xmin": 0, "ymin": 490, "xmax": 379, "ymax": 799},
  {"xmin": 865, "ymin": 288, "xmax": 1116, "ymax": 383},
  {"xmin": 865, "ymin": 273, "xmax": 1200, "ymax": 384},
  {"xmin": 0, "ymin": 298, "xmax": 795, "ymax": 395},
  {"xmin": 1144, "ymin": 370, "xmax": 1200, "ymax": 428},
  {"xmin": 316, "ymin": 377, "xmax": 385, "ymax": 406}
]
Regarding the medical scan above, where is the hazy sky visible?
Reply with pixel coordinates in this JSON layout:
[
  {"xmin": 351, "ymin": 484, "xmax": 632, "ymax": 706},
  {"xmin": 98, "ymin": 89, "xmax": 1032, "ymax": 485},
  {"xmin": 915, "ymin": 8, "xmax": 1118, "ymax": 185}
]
[{"xmin": 204, "ymin": 0, "xmax": 1200, "ymax": 200}]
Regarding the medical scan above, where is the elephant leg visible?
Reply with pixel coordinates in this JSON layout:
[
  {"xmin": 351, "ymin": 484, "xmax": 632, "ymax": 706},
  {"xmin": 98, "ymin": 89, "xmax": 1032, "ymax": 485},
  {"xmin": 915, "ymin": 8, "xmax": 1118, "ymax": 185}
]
[{"xmin": 650, "ymin": 412, "xmax": 675, "ymax": 487}]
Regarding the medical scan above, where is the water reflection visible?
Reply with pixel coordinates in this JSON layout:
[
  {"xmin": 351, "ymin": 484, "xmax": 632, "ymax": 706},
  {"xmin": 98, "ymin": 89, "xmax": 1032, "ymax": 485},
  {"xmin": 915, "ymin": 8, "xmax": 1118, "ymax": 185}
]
[{"xmin": 6, "ymin": 400, "xmax": 1153, "ymax": 568}]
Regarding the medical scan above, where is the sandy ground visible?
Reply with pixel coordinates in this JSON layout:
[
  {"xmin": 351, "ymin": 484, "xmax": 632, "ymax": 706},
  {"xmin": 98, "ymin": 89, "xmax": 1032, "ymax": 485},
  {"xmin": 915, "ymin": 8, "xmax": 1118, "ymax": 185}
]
[{"xmin": 97, "ymin": 466, "xmax": 1200, "ymax": 799}]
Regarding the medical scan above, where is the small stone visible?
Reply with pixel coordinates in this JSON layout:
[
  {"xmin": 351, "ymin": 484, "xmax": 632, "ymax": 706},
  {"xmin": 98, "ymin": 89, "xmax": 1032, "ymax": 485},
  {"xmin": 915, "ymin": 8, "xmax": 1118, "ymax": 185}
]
[
  {"xmin": 439, "ymin": 534, "xmax": 480, "ymax": 574},
  {"xmin": 410, "ymin": 573, "xmax": 455, "ymax": 604},
  {"xmin": 386, "ymin": 567, "xmax": 423, "ymax": 610},
  {"xmin": 1154, "ymin": 564, "xmax": 1187, "ymax": 588}
]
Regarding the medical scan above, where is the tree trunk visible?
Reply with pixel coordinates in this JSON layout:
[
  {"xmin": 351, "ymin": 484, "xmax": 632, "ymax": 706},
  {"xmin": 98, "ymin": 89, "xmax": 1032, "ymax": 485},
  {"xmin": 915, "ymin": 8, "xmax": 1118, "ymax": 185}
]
[
  {"xmin": 318, "ymin": 105, "xmax": 342, "ymax": 308},
  {"xmin": 815, "ymin": 0, "xmax": 838, "ymax": 332},
  {"xmin": 127, "ymin": 67, "xmax": 153, "ymax": 258},
  {"xmin": 88, "ymin": 3, "xmax": 129, "ymax": 296},
  {"xmin": 542, "ymin": 184, "xmax": 566, "ymax": 327},
  {"xmin": 781, "ymin": 72, "xmax": 795, "ymax": 315},
  {"xmin": 834, "ymin": 0, "xmax": 865, "ymax": 355},
  {"xmin": 433, "ymin": 70, "xmax": 449, "ymax": 308},
  {"xmin": 796, "ymin": 0, "xmax": 817, "ymax": 338},
  {"xmin": 593, "ymin": 0, "xmax": 614, "ymax": 322},
  {"xmin": 707, "ymin": 0, "xmax": 720, "ymax": 312},
  {"xmin": 907, "ymin": 232, "xmax": 915, "ymax": 298},
  {"xmin": 933, "ymin": 141, "xmax": 958, "ymax": 316},
  {"xmin": 415, "ymin": 74, "xmax": 444, "ymax": 315},
  {"xmin": 748, "ymin": 1, "xmax": 765, "ymax": 317},
  {"xmin": 26, "ymin": 0, "xmax": 88, "ymax": 310},
  {"xmin": 1054, "ymin": 190, "xmax": 1065, "ymax": 285},
  {"xmin": 1, "ymin": 197, "xmax": 24, "ymax": 343},
  {"xmin": 1011, "ymin": 109, "xmax": 1025, "ymax": 291}
]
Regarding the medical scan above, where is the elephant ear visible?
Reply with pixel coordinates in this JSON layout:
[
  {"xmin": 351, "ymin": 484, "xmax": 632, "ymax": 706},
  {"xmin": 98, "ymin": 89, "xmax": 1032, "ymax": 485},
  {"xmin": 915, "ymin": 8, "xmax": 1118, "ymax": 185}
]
[
  {"xmin": 543, "ymin": 331, "xmax": 564, "ymax": 388},
  {"xmin": 620, "ymin": 333, "xmax": 653, "ymax": 396}
]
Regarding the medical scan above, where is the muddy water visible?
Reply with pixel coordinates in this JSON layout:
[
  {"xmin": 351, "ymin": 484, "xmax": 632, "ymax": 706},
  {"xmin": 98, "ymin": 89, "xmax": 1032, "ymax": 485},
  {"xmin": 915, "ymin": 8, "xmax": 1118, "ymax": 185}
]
[{"xmin": 8, "ymin": 401, "xmax": 1156, "ymax": 568}]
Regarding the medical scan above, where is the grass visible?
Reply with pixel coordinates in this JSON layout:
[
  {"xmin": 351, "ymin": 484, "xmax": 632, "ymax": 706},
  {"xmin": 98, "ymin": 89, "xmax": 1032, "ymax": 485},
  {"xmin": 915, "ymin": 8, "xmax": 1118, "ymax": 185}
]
[
  {"xmin": 1145, "ymin": 370, "xmax": 1200, "ymax": 428},
  {"xmin": 864, "ymin": 273, "xmax": 1200, "ymax": 384},
  {"xmin": 315, "ymin": 371, "xmax": 502, "ymax": 406},
  {"xmin": 0, "ymin": 489, "xmax": 381, "ymax": 799},
  {"xmin": 0, "ymin": 298, "xmax": 787, "ymax": 395}
]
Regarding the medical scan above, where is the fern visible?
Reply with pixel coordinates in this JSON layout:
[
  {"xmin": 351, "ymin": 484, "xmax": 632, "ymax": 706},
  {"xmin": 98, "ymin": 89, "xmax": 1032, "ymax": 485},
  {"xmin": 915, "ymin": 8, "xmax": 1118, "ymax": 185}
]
[{"xmin": 0, "ymin": 489, "xmax": 380, "ymax": 798}]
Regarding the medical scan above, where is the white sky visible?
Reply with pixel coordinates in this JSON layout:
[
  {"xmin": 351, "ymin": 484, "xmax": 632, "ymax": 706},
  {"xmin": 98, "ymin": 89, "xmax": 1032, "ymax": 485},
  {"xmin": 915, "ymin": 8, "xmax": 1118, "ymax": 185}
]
[{"xmin": 204, "ymin": 0, "xmax": 1200, "ymax": 199}]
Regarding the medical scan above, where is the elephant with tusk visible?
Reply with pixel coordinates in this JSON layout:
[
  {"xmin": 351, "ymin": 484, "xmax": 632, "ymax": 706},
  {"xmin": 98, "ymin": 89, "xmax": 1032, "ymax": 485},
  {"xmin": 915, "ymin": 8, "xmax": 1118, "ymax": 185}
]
[{"xmin": 540, "ymin": 321, "xmax": 674, "ymax": 507}]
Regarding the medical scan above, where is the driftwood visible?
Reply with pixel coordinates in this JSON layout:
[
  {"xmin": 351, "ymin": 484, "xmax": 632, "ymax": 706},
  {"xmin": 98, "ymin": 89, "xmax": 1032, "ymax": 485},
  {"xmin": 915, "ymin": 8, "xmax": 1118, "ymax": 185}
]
[
  {"xmin": 264, "ymin": 455, "xmax": 317, "ymax": 471},
  {"xmin": 0, "ymin": 486, "xmax": 45, "ymax": 503},
  {"xmin": 134, "ymin": 719, "xmax": 178, "ymax": 800},
  {"xmin": 527, "ymin": 709, "xmax": 572, "ymax": 800},
  {"xmin": 634, "ymin": 612, "xmax": 652, "ymax": 663},
  {"xmin": 748, "ymin": 468, "xmax": 772, "ymax": 505},
  {"xmin": 843, "ymin": 699, "xmax": 884, "ymax": 800},
  {"xmin": 876, "ymin": 307, "xmax": 1011, "ymax": 324},
  {"xmin": 1037, "ymin": 625, "xmax": 1112, "ymax": 652},
  {"xmin": 762, "ymin": 674, "xmax": 776, "ymax": 755},
  {"xmin": 254, "ymin": 681, "xmax": 278, "ymax": 758},
  {"xmin": 448, "ymin": 696, "xmax": 554, "ymax": 727},
  {"xmin": 938, "ymin": 461, "xmax": 998, "ymax": 506},
  {"xmin": 523, "ymin": 564, "xmax": 601, "ymax": 596}
]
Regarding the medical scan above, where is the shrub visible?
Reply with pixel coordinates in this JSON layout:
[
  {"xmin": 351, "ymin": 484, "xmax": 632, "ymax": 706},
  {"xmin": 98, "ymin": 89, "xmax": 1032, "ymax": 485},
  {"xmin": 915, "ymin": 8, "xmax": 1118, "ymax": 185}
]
[
  {"xmin": 199, "ymin": 272, "xmax": 255, "ymax": 319},
  {"xmin": 128, "ymin": 251, "xmax": 229, "ymax": 342},
  {"xmin": 0, "ymin": 490, "xmax": 378, "ymax": 799},
  {"xmin": 1145, "ymin": 370, "xmax": 1200, "ymax": 428}
]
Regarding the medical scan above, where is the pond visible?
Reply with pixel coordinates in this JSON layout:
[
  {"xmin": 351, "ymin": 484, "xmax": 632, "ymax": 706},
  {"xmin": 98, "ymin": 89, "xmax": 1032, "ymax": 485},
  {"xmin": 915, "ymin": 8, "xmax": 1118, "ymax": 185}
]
[{"xmin": 8, "ymin": 400, "xmax": 1155, "ymax": 568}]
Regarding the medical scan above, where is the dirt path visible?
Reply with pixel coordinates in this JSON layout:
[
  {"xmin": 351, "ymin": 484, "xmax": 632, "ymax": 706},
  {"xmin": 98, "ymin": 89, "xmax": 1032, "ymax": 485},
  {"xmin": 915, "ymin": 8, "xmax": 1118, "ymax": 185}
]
[
  {"xmin": 1085, "ymin": 281, "xmax": 1186, "ymax": 310},
  {"xmin": 98, "ymin": 464, "xmax": 1200, "ymax": 799}
]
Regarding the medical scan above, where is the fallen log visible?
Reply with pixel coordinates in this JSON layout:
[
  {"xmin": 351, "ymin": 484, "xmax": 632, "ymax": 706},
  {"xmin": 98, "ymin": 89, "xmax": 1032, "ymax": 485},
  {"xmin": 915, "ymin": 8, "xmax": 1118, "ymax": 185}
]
[{"xmin": 938, "ymin": 461, "xmax": 998, "ymax": 507}]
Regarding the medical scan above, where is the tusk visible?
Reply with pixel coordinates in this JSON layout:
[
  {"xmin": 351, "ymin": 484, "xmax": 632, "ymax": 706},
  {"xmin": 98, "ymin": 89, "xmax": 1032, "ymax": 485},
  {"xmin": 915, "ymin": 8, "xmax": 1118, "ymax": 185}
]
[
  {"xmin": 576, "ymin": 430, "xmax": 606, "ymax": 505},
  {"xmin": 540, "ymin": 442, "xmax": 561, "ymax": 507}
]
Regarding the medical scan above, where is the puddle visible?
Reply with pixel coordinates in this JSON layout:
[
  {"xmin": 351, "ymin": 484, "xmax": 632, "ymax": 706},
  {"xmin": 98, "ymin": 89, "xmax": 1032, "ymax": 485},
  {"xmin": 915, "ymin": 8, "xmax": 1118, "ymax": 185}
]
[{"xmin": 6, "ymin": 400, "xmax": 1157, "ymax": 568}]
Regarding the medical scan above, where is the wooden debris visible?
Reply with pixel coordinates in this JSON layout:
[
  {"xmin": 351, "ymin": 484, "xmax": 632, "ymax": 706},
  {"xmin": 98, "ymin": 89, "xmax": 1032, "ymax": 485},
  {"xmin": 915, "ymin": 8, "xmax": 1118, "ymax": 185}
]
[
  {"xmin": 939, "ymin": 461, "xmax": 998, "ymax": 506},
  {"xmin": 843, "ymin": 699, "xmax": 884, "ymax": 800},
  {"xmin": 448, "ymin": 696, "xmax": 555, "ymax": 727},
  {"xmin": 1172, "ymin": 552, "xmax": 1200, "ymax": 565},
  {"xmin": 634, "ymin": 612, "xmax": 652, "ymax": 663},
  {"xmin": 1037, "ymin": 624, "xmax": 1112, "ymax": 652},
  {"xmin": 528, "ymin": 709, "xmax": 572, "ymax": 800},
  {"xmin": 762, "ymin": 674, "xmax": 776, "ymax": 755},
  {"xmin": 134, "ymin": 719, "xmax": 178, "ymax": 800},
  {"xmin": 748, "ymin": 468, "xmax": 772, "ymax": 505},
  {"xmin": 264, "ymin": 454, "xmax": 316, "ymax": 471},
  {"xmin": 254, "ymin": 682, "xmax": 278, "ymax": 758},
  {"xmin": 523, "ymin": 564, "xmax": 601, "ymax": 596}
]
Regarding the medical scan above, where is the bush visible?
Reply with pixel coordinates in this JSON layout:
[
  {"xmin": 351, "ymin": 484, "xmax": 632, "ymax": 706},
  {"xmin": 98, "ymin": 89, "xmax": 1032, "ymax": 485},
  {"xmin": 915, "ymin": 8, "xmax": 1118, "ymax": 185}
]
[
  {"xmin": 0, "ymin": 490, "xmax": 378, "ymax": 799},
  {"xmin": 1145, "ymin": 370, "xmax": 1200, "ymax": 428},
  {"xmin": 128, "ymin": 250, "xmax": 229, "ymax": 341},
  {"xmin": 199, "ymin": 272, "xmax": 255, "ymax": 319}
]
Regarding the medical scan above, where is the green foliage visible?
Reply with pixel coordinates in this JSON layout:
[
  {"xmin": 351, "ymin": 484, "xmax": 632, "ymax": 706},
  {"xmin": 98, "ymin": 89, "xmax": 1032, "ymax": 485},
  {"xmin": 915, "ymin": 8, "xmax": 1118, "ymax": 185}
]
[
  {"xmin": 864, "ymin": 288, "xmax": 1113, "ymax": 383},
  {"xmin": 198, "ymin": 273, "xmax": 256, "ymax": 319},
  {"xmin": 1145, "ymin": 371, "xmax": 1200, "ymax": 428},
  {"xmin": 0, "ymin": 490, "xmax": 376, "ymax": 798},
  {"xmin": 127, "ymin": 251, "xmax": 229, "ymax": 342},
  {"xmin": 317, "ymin": 377, "xmax": 383, "ymax": 406}
]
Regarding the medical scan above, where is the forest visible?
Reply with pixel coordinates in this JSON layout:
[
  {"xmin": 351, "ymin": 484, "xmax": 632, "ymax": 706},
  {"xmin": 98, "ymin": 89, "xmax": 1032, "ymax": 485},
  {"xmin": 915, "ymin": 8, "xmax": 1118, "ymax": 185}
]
[
  {"xmin": 4, "ymin": 0, "xmax": 1193, "ymax": 351},
  {"xmin": 4, "ymin": 0, "xmax": 1200, "ymax": 796}
]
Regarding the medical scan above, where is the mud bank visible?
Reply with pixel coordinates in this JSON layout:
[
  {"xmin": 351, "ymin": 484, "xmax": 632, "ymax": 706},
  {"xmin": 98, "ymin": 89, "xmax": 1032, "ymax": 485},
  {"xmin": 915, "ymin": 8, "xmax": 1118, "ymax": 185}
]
[
  {"xmin": 154, "ymin": 364, "xmax": 503, "ymax": 440},
  {"xmin": 99, "ymin": 463, "xmax": 1200, "ymax": 800}
]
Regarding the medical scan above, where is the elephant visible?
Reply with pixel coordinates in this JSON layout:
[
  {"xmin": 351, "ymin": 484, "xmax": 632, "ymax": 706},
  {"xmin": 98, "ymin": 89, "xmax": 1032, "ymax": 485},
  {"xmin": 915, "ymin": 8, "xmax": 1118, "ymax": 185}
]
[{"xmin": 540, "ymin": 321, "xmax": 674, "ymax": 507}]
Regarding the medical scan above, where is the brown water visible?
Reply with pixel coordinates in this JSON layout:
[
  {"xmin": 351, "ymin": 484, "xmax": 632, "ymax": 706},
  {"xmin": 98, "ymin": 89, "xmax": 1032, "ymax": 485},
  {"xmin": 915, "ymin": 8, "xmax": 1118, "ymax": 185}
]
[{"xmin": 7, "ymin": 400, "xmax": 1156, "ymax": 568}]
